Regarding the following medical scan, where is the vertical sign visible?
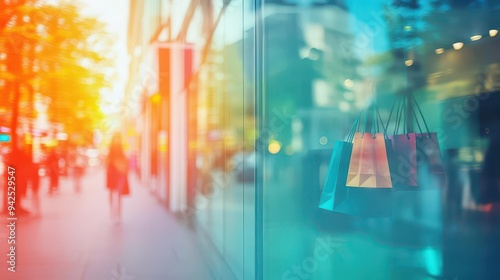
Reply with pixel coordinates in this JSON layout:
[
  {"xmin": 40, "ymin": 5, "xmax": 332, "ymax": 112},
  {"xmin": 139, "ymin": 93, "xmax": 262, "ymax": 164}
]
[
  {"xmin": 158, "ymin": 45, "xmax": 171, "ymax": 204},
  {"xmin": 158, "ymin": 42, "xmax": 197, "ymax": 212}
]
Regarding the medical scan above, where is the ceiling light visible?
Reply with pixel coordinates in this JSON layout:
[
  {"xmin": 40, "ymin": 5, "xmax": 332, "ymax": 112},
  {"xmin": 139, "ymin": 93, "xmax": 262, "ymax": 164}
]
[
  {"xmin": 453, "ymin": 42, "xmax": 464, "ymax": 50},
  {"xmin": 470, "ymin": 35, "xmax": 482, "ymax": 41},
  {"xmin": 435, "ymin": 48, "xmax": 444, "ymax": 54},
  {"xmin": 490, "ymin": 29, "xmax": 499, "ymax": 37},
  {"xmin": 319, "ymin": 136, "xmax": 328, "ymax": 145}
]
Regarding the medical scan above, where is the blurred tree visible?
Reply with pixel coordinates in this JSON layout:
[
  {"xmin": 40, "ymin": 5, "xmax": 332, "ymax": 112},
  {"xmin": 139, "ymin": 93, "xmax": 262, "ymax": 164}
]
[
  {"xmin": 0, "ymin": 0, "xmax": 114, "ymax": 149},
  {"xmin": 0, "ymin": 0, "xmax": 28, "ymax": 31}
]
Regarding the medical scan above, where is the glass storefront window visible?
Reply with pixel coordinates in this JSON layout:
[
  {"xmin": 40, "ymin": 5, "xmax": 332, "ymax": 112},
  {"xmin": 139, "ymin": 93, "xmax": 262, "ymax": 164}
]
[
  {"xmin": 256, "ymin": 1, "xmax": 500, "ymax": 279},
  {"xmin": 193, "ymin": 1, "xmax": 255, "ymax": 279},
  {"xmin": 128, "ymin": 1, "xmax": 500, "ymax": 279}
]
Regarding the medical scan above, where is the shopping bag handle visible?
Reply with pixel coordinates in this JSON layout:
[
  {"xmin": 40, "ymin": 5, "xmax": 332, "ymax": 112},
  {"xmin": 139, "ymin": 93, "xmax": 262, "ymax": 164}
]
[
  {"xmin": 362, "ymin": 97, "xmax": 388, "ymax": 139},
  {"xmin": 345, "ymin": 97, "xmax": 388, "ymax": 141},
  {"xmin": 409, "ymin": 92, "xmax": 431, "ymax": 138},
  {"xmin": 387, "ymin": 91, "xmax": 431, "ymax": 137},
  {"xmin": 346, "ymin": 109, "xmax": 362, "ymax": 143}
]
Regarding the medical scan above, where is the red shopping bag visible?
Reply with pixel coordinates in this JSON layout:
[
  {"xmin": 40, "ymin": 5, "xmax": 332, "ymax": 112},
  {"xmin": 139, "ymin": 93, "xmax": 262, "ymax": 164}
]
[{"xmin": 346, "ymin": 132, "xmax": 392, "ymax": 188}]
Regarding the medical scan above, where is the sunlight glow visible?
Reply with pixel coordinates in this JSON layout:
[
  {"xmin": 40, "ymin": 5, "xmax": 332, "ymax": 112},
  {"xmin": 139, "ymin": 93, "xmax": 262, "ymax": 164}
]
[{"xmin": 78, "ymin": 0, "xmax": 129, "ymax": 118}]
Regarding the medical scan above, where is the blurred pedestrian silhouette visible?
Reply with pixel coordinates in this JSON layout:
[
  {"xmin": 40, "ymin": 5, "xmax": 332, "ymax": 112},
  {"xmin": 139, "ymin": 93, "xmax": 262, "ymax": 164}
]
[
  {"xmin": 29, "ymin": 146, "xmax": 41, "ymax": 217},
  {"xmin": 47, "ymin": 147, "xmax": 60, "ymax": 194},
  {"xmin": 130, "ymin": 151, "xmax": 139, "ymax": 177},
  {"xmin": 299, "ymin": 47, "xmax": 323, "ymax": 109},
  {"xmin": 106, "ymin": 132, "xmax": 130, "ymax": 224},
  {"xmin": 69, "ymin": 146, "xmax": 86, "ymax": 193},
  {"xmin": 476, "ymin": 134, "xmax": 500, "ymax": 205},
  {"xmin": 446, "ymin": 149, "xmax": 463, "ymax": 221},
  {"xmin": 2, "ymin": 143, "xmax": 37, "ymax": 216}
]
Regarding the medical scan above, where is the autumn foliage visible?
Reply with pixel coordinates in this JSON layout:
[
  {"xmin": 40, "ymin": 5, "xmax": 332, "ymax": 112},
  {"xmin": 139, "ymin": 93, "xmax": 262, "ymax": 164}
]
[{"xmin": 0, "ymin": 0, "xmax": 114, "ymax": 149}]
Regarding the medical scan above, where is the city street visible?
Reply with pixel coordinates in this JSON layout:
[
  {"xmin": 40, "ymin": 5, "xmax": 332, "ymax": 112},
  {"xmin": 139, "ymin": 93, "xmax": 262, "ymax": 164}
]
[
  {"xmin": 2, "ymin": 0, "xmax": 500, "ymax": 279},
  {"xmin": 0, "ymin": 167, "xmax": 212, "ymax": 280}
]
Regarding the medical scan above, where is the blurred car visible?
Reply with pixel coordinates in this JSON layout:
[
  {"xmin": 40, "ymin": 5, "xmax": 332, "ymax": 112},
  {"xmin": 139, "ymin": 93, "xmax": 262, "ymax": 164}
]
[
  {"xmin": 85, "ymin": 148, "xmax": 102, "ymax": 167},
  {"xmin": 37, "ymin": 151, "xmax": 68, "ymax": 177},
  {"xmin": 233, "ymin": 151, "xmax": 255, "ymax": 183}
]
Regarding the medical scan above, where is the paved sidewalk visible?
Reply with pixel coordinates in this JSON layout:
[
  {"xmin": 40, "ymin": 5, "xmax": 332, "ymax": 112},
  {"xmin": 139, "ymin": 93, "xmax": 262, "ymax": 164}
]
[{"xmin": 0, "ymin": 167, "xmax": 212, "ymax": 280}]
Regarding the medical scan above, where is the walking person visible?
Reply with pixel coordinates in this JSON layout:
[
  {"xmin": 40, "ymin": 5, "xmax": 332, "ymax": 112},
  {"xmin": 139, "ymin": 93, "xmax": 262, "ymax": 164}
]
[
  {"xmin": 476, "ymin": 134, "xmax": 500, "ymax": 207},
  {"xmin": 2, "ymin": 145, "xmax": 31, "ymax": 216},
  {"xmin": 29, "ymin": 156, "xmax": 41, "ymax": 217},
  {"xmin": 47, "ymin": 147, "xmax": 60, "ymax": 194},
  {"xmin": 70, "ymin": 146, "xmax": 86, "ymax": 193},
  {"xmin": 106, "ymin": 133, "xmax": 130, "ymax": 224}
]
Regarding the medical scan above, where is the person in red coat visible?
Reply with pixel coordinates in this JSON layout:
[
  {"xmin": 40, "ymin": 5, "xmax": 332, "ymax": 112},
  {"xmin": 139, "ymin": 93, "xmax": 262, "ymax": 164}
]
[{"xmin": 106, "ymin": 133, "xmax": 130, "ymax": 224}]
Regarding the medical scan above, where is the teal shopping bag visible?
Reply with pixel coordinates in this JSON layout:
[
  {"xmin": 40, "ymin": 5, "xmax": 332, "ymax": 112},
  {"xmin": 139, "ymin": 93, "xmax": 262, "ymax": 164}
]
[
  {"xmin": 318, "ymin": 139, "xmax": 393, "ymax": 217},
  {"xmin": 318, "ymin": 140, "xmax": 353, "ymax": 211}
]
